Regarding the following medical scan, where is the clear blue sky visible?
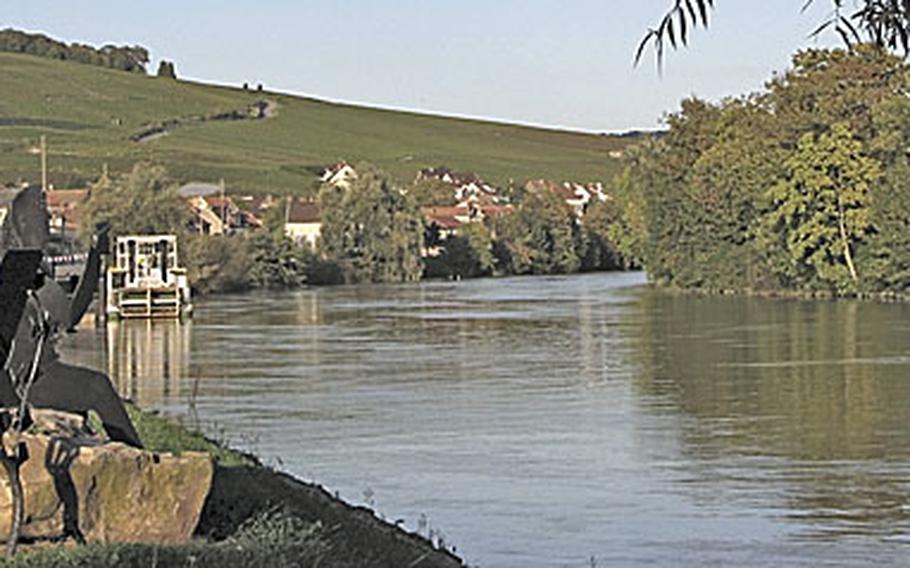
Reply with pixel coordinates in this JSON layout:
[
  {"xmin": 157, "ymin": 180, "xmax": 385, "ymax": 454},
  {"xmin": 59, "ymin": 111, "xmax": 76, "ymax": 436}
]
[{"xmin": 3, "ymin": 1, "xmax": 839, "ymax": 132}]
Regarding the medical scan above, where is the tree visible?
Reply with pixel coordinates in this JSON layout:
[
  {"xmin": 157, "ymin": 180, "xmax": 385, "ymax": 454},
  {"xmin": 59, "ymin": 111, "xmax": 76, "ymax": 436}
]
[
  {"xmin": 578, "ymin": 198, "xmax": 630, "ymax": 271},
  {"xmin": 156, "ymin": 60, "xmax": 177, "ymax": 79},
  {"xmin": 80, "ymin": 163, "xmax": 189, "ymax": 243},
  {"xmin": 763, "ymin": 46, "xmax": 906, "ymax": 144},
  {"xmin": 761, "ymin": 123, "xmax": 881, "ymax": 292},
  {"xmin": 602, "ymin": 167, "xmax": 646, "ymax": 268},
  {"xmin": 245, "ymin": 232, "xmax": 311, "ymax": 289},
  {"xmin": 0, "ymin": 29, "xmax": 152, "ymax": 73},
  {"xmin": 318, "ymin": 163, "xmax": 424, "ymax": 283},
  {"xmin": 437, "ymin": 222, "xmax": 496, "ymax": 278},
  {"xmin": 639, "ymin": 1, "xmax": 910, "ymax": 66},
  {"xmin": 492, "ymin": 190, "xmax": 580, "ymax": 275},
  {"xmin": 183, "ymin": 233, "xmax": 253, "ymax": 293},
  {"xmin": 408, "ymin": 178, "xmax": 457, "ymax": 207},
  {"xmin": 622, "ymin": 97, "xmax": 725, "ymax": 286}
]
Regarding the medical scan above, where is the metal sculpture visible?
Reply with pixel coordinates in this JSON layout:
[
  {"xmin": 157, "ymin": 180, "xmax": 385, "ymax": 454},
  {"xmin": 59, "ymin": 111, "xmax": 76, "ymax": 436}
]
[{"xmin": 0, "ymin": 186, "xmax": 142, "ymax": 448}]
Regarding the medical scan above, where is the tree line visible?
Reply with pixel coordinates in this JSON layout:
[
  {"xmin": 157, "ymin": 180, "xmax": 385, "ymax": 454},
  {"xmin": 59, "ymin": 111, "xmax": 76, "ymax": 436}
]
[
  {"xmin": 0, "ymin": 28, "xmax": 150, "ymax": 73},
  {"xmin": 612, "ymin": 45, "xmax": 910, "ymax": 298},
  {"xmin": 78, "ymin": 161, "xmax": 631, "ymax": 293},
  {"xmin": 79, "ymin": 47, "xmax": 910, "ymax": 298},
  {"xmin": 314, "ymin": 163, "xmax": 629, "ymax": 284}
]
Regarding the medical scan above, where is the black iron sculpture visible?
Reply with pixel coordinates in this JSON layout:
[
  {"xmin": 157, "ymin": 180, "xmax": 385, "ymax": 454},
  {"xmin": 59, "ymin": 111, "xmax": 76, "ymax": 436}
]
[{"xmin": 0, "ymin": 186, "xmax": 142, "ymax": 448}]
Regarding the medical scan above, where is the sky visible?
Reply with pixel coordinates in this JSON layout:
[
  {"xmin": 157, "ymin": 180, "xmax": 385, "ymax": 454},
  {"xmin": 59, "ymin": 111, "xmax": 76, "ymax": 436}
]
[{"xmin": 2, "ymin": 1, "xmax": 840, "ymax": 132}]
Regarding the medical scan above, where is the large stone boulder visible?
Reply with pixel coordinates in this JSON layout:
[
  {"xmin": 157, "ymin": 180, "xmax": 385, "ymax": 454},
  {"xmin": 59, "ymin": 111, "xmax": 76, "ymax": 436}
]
[{"xmin": 0, "ymin": 413, "xmax": 213, "ymax": 544}]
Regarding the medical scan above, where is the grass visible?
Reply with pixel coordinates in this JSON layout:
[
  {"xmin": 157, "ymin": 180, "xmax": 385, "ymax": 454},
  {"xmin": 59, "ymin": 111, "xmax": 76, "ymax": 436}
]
[
  {"xmin": 1, "ymin": 511, "xmax": 328, "ymax": 567},
  {"xmin": 124, "ymin": 404, "xmax": 254, "ymax": 468},
  {"xmin": 0, "ymin": 52, "xmax": 634, "ymax": 193}
]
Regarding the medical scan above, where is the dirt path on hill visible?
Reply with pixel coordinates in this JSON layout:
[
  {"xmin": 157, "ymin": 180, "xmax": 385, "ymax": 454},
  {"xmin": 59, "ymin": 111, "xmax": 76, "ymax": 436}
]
[{"xmin": 131, "ymin": 99, "xmax": 277, "ymax": 144}]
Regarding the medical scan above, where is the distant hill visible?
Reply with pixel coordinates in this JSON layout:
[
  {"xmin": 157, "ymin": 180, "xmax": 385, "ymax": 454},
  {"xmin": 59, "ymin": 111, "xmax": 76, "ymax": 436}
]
[{"xmin": 0, "ymin": 51, "xmax": 638, "ymax": 194}]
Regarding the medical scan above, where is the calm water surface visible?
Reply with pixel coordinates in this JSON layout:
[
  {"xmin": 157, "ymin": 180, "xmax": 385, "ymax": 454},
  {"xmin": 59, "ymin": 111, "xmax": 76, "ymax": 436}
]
[{"xmin": 60, "ymin": 272, "xmax": 910, "ymax": 567}]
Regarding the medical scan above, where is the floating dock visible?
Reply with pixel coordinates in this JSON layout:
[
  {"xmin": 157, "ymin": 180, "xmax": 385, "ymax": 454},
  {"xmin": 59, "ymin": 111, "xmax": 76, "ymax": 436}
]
[{"xmin": 105, "ymin": 235, "xmax": 192, "ymax": 319}]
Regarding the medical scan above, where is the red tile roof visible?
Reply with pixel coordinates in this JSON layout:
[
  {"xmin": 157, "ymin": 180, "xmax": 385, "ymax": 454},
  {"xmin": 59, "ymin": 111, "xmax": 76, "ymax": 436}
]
[{"xmin": 45, "ymin": 189, "xmax": 88, "ymax": 208}]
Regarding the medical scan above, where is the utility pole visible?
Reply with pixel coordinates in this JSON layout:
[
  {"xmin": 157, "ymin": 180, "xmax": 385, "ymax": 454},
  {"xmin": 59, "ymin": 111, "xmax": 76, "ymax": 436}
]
[
  {"xmin": 219, "ymin": 178, "xmax": 226, "ymax": 233},
  {"xmin": 40, "ymin": 135, "xmax": 47, "ymax": 191}
]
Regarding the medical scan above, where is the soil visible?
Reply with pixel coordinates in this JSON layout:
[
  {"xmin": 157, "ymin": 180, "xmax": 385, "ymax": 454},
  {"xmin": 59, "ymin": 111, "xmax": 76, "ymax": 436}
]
[{"xmin": 198, "ymin": 464, "xmax": 464, "ymax": 568}]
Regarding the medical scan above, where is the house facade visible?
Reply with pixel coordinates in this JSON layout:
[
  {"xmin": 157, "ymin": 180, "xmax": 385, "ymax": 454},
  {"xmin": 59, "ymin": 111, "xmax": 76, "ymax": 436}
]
[
  {"xmin": 45, "ymin": 189, "xmax": 89, "ymax": 236},
  {"xmin": 185, "ymin": 195, "xmax": 263, "ymax": 235},
  {"xmin": 284, "ymin": 198, "xmax": 322, "ymax": 248},
  {"xmin": 321, "ymin": 161, "xmax": 358, "ymax": 189},
  {"xmin": 524, "ymin": 179, "xmax": 608, "ymax": 216},
  {"xmin": 416, "ymin": 166, "xmax": 502, "ymax": 205}
]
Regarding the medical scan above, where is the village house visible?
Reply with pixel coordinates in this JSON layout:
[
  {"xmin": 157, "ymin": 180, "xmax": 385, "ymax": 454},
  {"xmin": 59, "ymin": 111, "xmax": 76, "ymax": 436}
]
[
  {"xmin": 284, "ymin": 198, "xmax": 321, "ymax": 248},
  {"xmin": 422, "ymin": 206, "xmax": 462, "ymax": 257},
  {"xmin": 524, "ymin": 179, "xmax": 608, "ymax": 216},
  {"xmin": 423, "ymin": 205, "xmax": 474, "ymax": 237},
  {"xmin": 45, "ymin": 189, "xmax": 89, "ymax": 236},
  {"xmin": 234, "ymin": 194, "xmax": 276, "ymax": 222},
  {"xmin": 416, "ymin": 166, "xmax": 501, "ymax": 205},
  {"xmin": 178, "ymin": 182, "xmax": 221, "ymax": 198},
  {"xmin": 185, "ymin": 195, "xmax": 262, "ymax": 235},
  {"xmin": 321, "ymin": 161, "xmax": 358, "ymax": 189},
  {"xmin": 421, "ymin": 202, "xmax": 513, "ymax": 257}
]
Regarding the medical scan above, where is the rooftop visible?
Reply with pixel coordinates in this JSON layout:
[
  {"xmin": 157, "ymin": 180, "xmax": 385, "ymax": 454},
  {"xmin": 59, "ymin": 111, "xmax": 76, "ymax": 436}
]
[{"xmin": 287, "ymin": 199, "xmax": 321, "ymax": 224}]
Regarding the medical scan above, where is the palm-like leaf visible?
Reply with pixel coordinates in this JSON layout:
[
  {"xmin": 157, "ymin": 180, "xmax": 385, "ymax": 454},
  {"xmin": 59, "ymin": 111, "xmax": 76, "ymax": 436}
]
[
  {"xmin": 636, "ymin": 0, "xmax": 714, "ymax": 68},
  {"xmin": 638, "ymin": 0, "xmax": 910, "ymax": 67}
]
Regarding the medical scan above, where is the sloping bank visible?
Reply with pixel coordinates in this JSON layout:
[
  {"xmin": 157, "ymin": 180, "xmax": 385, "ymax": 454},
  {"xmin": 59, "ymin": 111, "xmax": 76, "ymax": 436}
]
[{"xmin": 4, "ymin": 405, "xmax": 464, "ymax": 568}]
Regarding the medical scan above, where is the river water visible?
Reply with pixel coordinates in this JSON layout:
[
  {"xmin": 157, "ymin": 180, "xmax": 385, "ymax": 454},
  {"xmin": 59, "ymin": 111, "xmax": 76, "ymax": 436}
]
[{"xmin": 59, "ymin": 272, "xmax": 910, "ymax": 567}]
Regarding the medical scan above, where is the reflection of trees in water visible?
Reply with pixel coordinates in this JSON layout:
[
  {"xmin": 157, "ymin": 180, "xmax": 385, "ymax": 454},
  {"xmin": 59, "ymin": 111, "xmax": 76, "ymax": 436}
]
[
  {"xmin": 627, "ymin": 291, "xmax": 910, "ymax": 538},
  {"xmin": 106, "ymin": 319, "xmax": 190, "ymax": 407}
]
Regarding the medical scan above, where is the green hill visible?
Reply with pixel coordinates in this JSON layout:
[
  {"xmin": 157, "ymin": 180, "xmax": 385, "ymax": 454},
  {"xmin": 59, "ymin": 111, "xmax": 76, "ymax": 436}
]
[{"xmin": 0, "ymin": 52, "xmax": 633, "ymax": 194}]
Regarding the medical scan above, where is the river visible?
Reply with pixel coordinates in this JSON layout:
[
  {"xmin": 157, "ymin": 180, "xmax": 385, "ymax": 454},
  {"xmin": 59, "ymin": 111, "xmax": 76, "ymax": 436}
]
[{"xmin": 58, "ymin": 272, "xmax": 910, "ymax": 567}]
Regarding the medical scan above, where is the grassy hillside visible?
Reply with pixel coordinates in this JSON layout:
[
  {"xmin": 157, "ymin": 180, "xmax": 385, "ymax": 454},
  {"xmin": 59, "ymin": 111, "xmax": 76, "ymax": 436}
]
[{"xmin": 0, "ymin": 52, "xmax": 633, "ymax": 194}]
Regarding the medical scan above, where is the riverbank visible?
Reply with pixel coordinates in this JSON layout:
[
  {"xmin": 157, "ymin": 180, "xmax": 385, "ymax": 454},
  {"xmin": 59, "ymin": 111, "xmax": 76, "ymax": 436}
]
[
  {"xmin": 3, "ymin": 405, "xmax": 464, "ymax": 568},
  {"xmin": 652, "ymin": 281, "xmax": 910, "ymax": 303}
]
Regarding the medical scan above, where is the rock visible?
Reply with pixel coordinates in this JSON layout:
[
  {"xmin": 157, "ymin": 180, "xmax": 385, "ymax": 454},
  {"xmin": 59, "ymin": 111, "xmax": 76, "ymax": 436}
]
[
  {"xmin": 29, "ymin": 408, "xmax": 104, "ymax": 442},
  {"xmin": 0, "ymin": 432, "xmax": 213, "ymax": 544}
]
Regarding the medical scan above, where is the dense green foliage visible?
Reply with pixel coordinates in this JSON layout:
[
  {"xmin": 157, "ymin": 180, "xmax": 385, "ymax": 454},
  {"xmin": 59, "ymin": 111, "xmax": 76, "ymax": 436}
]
[
  {"xmin": 491, "ymin": 191, "xmax": 582, "ymax": 275},
  {"xmin": 246, "ymin": 232, "xmax": 311, "ymax": 289},
  {"xmin": 620, "ymin": 46, "xmax": 910, "ymax": 297},
  {"xmin": 408, "ymin": 178, "xmax": 459, "ymax": 207},
  {"xmin": 318, "ymin": 165, "xmax": 424, "ymax": 283},
  {"xmin": 764, "ymin": 124, "xmax": 880, "ymax": 292},
  {"xmin": 81, "ymin": 163, "xmax": 189, "ymax": 242},
  {"xmin": 0, "ymin": 28, "xmax": 148, "ymax": 72},
  {"xmin": 183, "ymin": 234, "xmax": 254, "ymax": 294},
  {"xmin": 437, "ymin": 222, "xmax": 496, "ymax": 279},
  {"xmin": 578, "ymin": 198, "xmax": 634, "ymax": 271}
]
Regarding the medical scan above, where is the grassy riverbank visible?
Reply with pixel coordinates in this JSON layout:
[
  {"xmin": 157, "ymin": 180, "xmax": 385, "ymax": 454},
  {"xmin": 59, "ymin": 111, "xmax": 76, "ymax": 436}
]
[{"xmin": 3, "ymin": 405, "xmax": 462, "ymax": 568}]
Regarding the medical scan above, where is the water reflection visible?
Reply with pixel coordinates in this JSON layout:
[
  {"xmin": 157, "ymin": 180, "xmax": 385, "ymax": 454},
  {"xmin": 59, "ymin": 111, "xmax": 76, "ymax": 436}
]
[
  {"xmin": 628, "ymin": 291, "xmax": 910, "ymax": 541},
  {"xmin": 105, "ymin": 319, "xmax": 191, "ymax": 407}
]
